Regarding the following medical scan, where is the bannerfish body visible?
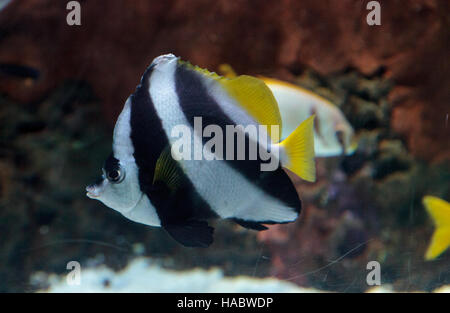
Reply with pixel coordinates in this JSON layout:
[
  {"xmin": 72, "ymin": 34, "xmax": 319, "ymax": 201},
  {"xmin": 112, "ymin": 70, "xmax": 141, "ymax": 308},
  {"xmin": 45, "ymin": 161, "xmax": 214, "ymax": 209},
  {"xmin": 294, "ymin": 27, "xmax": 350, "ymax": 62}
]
[
  {"xmin": 219, "ymin": 64, "xmax": 357, "ymax": 157},
  {"xmin": 423, "ymin": 196, "xmax": 450, "ymax": 260},
  {"xmin": 86, "ymin": 54, "xmax": 315, "ymax": 247}
]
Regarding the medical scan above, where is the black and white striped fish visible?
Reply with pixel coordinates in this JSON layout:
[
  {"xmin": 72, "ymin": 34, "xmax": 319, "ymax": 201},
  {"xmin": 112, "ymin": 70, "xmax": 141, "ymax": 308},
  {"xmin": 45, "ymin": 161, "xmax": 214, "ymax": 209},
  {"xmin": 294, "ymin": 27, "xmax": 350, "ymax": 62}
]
[{"xmin": 86, "ymin": 54, "xmax": 316, "ymax": 247}]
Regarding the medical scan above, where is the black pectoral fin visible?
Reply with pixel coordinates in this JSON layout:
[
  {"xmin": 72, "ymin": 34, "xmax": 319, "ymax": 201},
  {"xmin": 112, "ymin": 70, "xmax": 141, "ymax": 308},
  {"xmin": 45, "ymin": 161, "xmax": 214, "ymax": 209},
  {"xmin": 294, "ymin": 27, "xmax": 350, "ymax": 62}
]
[
  {"xmin": 233, "ymin": 218, "xmax": 268, "ymax": 231},
  {"xmin": 163, "ymin": 220, "xmax": 214, "ymax": 248}
]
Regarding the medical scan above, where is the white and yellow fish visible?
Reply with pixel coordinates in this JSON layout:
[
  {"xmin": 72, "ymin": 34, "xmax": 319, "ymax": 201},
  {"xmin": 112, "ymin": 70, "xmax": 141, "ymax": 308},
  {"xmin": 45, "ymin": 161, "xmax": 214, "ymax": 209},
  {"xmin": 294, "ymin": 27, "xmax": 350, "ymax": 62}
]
[
  {"xmin": 86, "ymin": 54, "xmax": 316, "ymax": 247},
  {"xmin": 219, "ymin": 64, "xmax": 357, "ymax": 157}
]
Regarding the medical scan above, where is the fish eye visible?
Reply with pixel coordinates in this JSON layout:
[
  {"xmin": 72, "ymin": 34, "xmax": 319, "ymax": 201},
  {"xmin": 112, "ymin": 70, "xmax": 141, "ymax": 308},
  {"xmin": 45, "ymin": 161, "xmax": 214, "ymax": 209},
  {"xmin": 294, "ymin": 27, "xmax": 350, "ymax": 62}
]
[{"xmin": 106, "ymin": 168, "xmax": 125, "ymax": 184}]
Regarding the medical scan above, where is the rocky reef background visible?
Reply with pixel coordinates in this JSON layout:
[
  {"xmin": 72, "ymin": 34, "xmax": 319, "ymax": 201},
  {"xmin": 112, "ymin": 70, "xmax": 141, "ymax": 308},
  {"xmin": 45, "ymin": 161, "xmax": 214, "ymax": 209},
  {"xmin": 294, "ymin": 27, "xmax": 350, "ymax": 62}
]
[{"xmin": 0, "ymin": 0, "xmax": 448, "ymax": 292}]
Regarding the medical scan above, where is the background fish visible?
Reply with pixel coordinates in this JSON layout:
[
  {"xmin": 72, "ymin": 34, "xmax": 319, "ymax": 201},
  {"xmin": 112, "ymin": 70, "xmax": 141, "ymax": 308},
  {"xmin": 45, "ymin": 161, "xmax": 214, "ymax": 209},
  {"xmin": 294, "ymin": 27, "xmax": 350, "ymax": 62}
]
[
  {"xmin": 0, "ymin": 0, "xmax": 13, "ymax": 12},
  {"xmin": 423, "ymin": 196, "xmax": 450, "ymax": 261},
  {"xmin": 86, "ymin": 54, "xmax": 315, "ymax": 247},
  {"xmin": 219, "ymin": 64, "xmax": 357, "ymax": 157}
]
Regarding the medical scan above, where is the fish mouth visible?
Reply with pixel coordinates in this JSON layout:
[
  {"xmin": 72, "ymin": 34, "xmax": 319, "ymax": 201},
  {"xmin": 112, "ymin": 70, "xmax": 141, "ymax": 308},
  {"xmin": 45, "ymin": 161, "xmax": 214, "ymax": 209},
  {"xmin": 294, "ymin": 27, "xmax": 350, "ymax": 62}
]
[
  {"xmin": 86, "ymin": 191, "xmax": 99, "ymax": 199},
  {"xmin": 86, "ymin": 185, "xmax": 101, "ymax": 199}
]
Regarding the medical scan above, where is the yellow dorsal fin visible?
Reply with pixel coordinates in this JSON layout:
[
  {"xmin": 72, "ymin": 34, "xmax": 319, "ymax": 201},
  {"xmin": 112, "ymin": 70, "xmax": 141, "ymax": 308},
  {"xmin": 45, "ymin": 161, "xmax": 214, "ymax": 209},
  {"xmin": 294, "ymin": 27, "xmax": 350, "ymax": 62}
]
[
  {"xmin": 219, "ymin": 75, "xmax": 282, "ymax": 141},
  {"xmin": 278, "ymin": 115, "xmax": 316, "ymax": 182},
  {"xmin": 423, "ymin": 196, "xmax": 450, "ymax": 260},
  {"xmin": 178, "ymin": 59, "xmax": 222, "ymax": 80}
]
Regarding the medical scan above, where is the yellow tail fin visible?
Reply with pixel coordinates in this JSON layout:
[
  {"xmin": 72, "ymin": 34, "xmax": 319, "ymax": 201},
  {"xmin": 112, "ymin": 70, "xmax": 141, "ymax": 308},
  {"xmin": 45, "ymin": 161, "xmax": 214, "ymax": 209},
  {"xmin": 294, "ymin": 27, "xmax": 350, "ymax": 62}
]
[
  {"xmin": 423, "ymin": 196, "xmax": 450, "ymax": 260},
  {"xmin": 278, "ymin": 115, "xmax": 316, "ymax": 182}
]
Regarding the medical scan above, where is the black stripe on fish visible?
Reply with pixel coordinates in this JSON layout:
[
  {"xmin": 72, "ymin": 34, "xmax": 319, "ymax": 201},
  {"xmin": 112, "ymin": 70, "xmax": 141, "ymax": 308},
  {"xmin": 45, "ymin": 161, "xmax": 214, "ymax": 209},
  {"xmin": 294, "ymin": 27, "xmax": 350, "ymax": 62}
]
[
  {"xmin": 130, "ymin": 63, "xmax": 167, "ymax": 188},
  {"xmin": 129, "ymin": 63, "xmax": 216, "ymax": 239},
  {"xmin": 175, "ymin": 64, "xmax": 301, "ymax": 215},
  {"xmin": 103, "ymin": 152, "xmax": 120, "ymax": 173}
]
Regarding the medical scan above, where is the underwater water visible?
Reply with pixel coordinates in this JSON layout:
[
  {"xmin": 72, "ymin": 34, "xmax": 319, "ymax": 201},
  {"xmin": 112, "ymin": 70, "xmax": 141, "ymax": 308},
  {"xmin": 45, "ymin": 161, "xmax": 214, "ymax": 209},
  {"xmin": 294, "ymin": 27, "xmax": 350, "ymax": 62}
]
[{"xmin": 0, "ymin": 1, "xmax": 449, "ymax": 293}]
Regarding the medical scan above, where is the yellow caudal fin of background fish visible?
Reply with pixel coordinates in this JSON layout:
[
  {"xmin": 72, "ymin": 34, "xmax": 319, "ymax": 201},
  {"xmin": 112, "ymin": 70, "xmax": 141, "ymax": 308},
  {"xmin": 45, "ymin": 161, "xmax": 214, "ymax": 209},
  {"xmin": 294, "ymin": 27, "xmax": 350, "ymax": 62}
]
[
  {"xmin": 278, "ymin": 115, "xmax": 316, "ymax": 182},
  {"xmin": 423, "ymin": 196, "xmax": 450, "ymax": 260},
  {"xmin": 220, "ymin": 75, "xmax": 283, "ymax": 142}
]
